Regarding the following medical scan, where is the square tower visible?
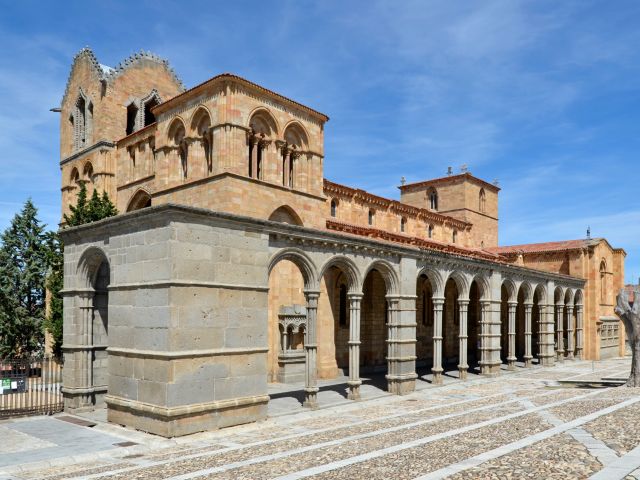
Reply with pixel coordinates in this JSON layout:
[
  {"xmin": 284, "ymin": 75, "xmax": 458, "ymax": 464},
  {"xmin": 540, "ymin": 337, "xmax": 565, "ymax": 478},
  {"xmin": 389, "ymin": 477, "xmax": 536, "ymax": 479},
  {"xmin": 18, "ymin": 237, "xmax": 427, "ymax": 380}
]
[{"xmin": 399, "ymin": 172, "xmax": 499, "ymax": 248}]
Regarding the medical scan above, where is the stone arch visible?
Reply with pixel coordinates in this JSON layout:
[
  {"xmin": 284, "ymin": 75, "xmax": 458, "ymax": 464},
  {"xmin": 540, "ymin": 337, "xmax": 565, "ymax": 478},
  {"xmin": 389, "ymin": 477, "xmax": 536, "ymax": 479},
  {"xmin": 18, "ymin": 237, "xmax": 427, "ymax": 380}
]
[
  {"xmin": 417, "ymin": 266, "xmax": 445, "ymax": 298},
  {"xmin": 189, "ymin": 105, "xmax": 212, "ymax": 136},
  {"xmin": 82, "ymin": 161, "xmax": 94, "ymax": 182},
  {"xmin": 140, "ymin": 89, "xmax": 161, "ymax": 127},
  {"xmin": 126, "ymin": 189, "xmax": 152, "ymax": 212},
  {"xmin": 554, "ymin": 285, "xmax": 565, "ymax": 305},
  {"xmin": 77, "ymin": 246, "xmax": 110, "ymax": 290},
  {"xmin": 574, "ymin": 289, "xmax": 584, "ymax": 306},
  {"xmin": 268, "ymin": 247, "xmax": 318, "ymax": 291},
  {"xmin": 167, "ymin": 117, "xmax": 187, "ymax": 143},
  {"xmin": 444, "ymin": 270, "xmax": 470, "ymax": 300},
  {"xmin": 268, "ymin": 205, "xmax": 303, "ymax": 226},
  {"xmin": 70, "ymin": 167, "xmax": 80, "ymax": 184},
  {"xmin": 318, "ymin": 255, "xmax": 362, "ymax": 294},
  {"xmin": 283, "ymin": 121, "xmax": 309, "ymax": 150},
  {"xmin": 564, "ymin": 288, "xmax": 575, "ymax": 306},
  {"xmin": 470, "ymin": 273, "xmax": 491, "ymax": 300},
  {"xmin": 519, "ymin": 281, "xmax": 534, "ymax": 304},
  {"xmin": 362, "ymin": 260, "xmax": 400, "ymax": 296},
  {"xmin": 501, "ymin": 278, "xmax": 517, "ymax": 303},
  {"xmin": 534, "ymin": 282, "xmax": 548, "ymax": 304},
  {"xmin": 248, "ymin": 107, "xmax": 279, "ymax": 137}
]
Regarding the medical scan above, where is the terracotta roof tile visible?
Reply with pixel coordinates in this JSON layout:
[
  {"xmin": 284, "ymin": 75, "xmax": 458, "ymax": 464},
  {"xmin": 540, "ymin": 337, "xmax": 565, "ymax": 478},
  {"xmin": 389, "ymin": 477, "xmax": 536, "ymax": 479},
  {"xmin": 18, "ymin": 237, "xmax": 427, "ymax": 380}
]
[{"xmin": 485, "ymin": 238, "xmax": 600, "ymax": 255}]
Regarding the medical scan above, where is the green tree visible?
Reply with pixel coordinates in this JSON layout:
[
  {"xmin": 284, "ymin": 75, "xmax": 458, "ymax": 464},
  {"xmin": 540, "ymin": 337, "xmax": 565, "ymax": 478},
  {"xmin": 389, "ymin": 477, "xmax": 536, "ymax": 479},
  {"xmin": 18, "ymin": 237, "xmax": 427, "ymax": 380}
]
[{"xmin": 0, "ymin": 200, "xmax": 49, "ymax": 357}]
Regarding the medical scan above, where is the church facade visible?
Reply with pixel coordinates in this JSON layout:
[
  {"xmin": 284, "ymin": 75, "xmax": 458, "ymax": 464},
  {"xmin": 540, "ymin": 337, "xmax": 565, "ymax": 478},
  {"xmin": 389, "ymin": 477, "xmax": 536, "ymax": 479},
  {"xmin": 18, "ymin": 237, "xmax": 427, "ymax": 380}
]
[{"xmin": 58, "ymin": 49, "xmax": 625, "ymax": 437}]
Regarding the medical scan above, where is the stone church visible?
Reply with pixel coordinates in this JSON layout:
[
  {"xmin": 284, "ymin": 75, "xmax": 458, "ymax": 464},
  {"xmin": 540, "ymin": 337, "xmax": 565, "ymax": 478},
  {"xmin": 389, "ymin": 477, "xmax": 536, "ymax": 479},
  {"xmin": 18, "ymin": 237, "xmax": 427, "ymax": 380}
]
[{"xmin": 58, "ymin": 48, "xmax": 626, "ymax": 437}]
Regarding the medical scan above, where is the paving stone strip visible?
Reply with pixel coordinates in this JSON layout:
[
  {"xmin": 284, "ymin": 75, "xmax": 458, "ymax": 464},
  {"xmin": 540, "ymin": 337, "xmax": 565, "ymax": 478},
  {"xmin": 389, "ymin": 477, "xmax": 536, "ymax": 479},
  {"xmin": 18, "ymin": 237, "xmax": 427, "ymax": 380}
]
[
  {"xmin": 75, "ymin": 388, "xmax": 541, "ymax": 480},
  {"xmin": 591, "ymin": 445, "xmax": 640, "ymax": 480},
  {"xmin": 160, "ymin": 388, "xmax": 606, "ymax": 480},
  {"xmin": 412, "ymin": 395, "xmax": 640, "ymax": 480}
]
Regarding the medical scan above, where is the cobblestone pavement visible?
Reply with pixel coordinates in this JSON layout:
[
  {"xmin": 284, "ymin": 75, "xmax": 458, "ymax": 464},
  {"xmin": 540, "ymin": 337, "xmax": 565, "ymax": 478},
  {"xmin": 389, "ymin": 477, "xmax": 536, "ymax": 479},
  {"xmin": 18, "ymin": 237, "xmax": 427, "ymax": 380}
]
[{"xmin": 1, "ymin": 357, "xmax": 639, "ymax": 480}]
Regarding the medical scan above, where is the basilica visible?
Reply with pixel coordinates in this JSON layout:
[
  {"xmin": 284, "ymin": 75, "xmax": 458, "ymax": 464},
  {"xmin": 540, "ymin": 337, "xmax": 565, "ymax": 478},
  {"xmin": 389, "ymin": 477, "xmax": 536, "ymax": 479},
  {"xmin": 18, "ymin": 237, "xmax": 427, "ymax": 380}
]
[{"xmin": 58, "ymin": 48, "xmax": 626, "ymax": 437}]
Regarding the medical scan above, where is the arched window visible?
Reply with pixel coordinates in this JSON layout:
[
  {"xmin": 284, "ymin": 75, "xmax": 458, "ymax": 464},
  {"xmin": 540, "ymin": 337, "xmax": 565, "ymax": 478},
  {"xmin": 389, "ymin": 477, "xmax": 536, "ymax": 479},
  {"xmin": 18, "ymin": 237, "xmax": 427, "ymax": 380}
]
[
  {"xmin": 71, "ymin": 92, "xmax": 92, "ymax": 152},
  {"xmin": 339, "ymin": 284, "xmax": 347, "ymax": 326},
  {"xmin": 248, "ymin": 110, "xmax": 278, "ymax": 180},
  {"xmin": 368, "ymin": 209, "xmax": 375, "ymax": 226},
  {"xmin": 400, "ymin": 217, "xmax": 407, "ymax": 233},
  {"xmin": 330, "ymin": 199, "xmax": 337, "ymax": 217},
  {"xmin": 428, "ymin": 188, "xmax": 438, "ymax": 211},
  {"xmin": 142, "ymin": 95, "xmax": 160, "ymax": 127},
  {"xmin": 192, "ymin": 107, "xmax": 213, "ymax": 174},
  {"xmin": 600, "ymin": 260, "xmax": 607, "ymax": 303},
  {"xmin": 428, "ymin": 224, "xmax": 434, "ymax": 239},
  {"xmin": 479, "ymin": 188, "xmax": 486, "ymax": 213},
  {"xmin": 169, "ymin": 119, "xmax": 187, "ymax": 179},
  {"xmin": 70, "ymin": 167, "xmax": 80, "ymax": 185},
  {"xmin": 452, "ymin": 229, "xmax": 457, "ymax": 244},
  {"xmin": 126, "ymin": 103, "xmax": 138, "ymax": 135}
]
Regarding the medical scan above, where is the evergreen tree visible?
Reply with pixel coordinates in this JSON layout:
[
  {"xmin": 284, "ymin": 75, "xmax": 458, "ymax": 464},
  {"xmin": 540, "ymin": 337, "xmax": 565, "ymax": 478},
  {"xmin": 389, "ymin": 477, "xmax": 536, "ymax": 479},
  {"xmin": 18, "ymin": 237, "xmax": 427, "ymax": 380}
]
[
  {"xmin": 0, "ymin": 200, "xmax": 49, "ymax": 357},
  {"xmin": 63, "ymin": 181, "xmax": 89, "ymax": 226},
  {"xmin": 100, "ymin": 190, "xmax": 118, "ymax": 218},
  {"xmin": 43, "ymin": 232, "xmax": 63, "ymax": 357},
  {"xmin": 64, "ymin": 183, "xmax": 118, "ymax": 226}
]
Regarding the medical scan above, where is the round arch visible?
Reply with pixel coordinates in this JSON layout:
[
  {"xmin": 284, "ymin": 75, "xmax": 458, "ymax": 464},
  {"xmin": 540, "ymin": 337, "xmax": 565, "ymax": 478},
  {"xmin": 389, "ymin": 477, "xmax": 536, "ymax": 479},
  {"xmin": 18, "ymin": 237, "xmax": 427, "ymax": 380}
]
[
  {"xmin": 126, "ymin": 189, "xmax": 152, "ymax": 212},
  {"xmin": 268, "ymin": 205, "xmax": 303, "ymax": 226},
  {"xmin": 518, "ymin": 281, "xmax": 534, "ymax": 304},
  {"xmin": 417, "ymin": 266, "xmax": 445, "ymax": 297},
  {"xmin": 267, "ymin": 247, "xmax": 318, "ymax": 291},
  {"xmin": 82, "ymin": 161, "xmax": 94, "ymax": 181},
  {"xmin": 318, "ymin": 255, "xmax": 362, "ymax": 294},
  {"xmin": 247, "ymin": 107, "xmax": 279, "ymax": 136},
  {"xmin": 167, "ymin": 116, "xmax": 187, "ymax": 142},
  {"xmin": 362, "ymin": 260, "xmax": 400, "ymax": 296},
  {"xmin": 282, "ymin": 121, "xmax": 310, "ymax": 150},
  {"xmin": 444, "ymin": 270, "xmax": 470, "ymax": 300},
  {"xmin": 501, "ymin": 278, "xmax": 517, "ymax": 303},
  {"xmin": 554, "ymin": 286, "xmax": 565, "ymax": 305},
  {"xmin": 76, "ymin": 246, "xmax": 110, "ymax": 290},
  {"xmin": 470, "ymin": 274, "xmax": 491, "ymax": 300},
  {"xmin": 574, "ymin": 289, "xmax": 584, "ymax": 306},
  {"xmin": 189, "ymin": 105, "xmax": 212, "ymax": 136}
]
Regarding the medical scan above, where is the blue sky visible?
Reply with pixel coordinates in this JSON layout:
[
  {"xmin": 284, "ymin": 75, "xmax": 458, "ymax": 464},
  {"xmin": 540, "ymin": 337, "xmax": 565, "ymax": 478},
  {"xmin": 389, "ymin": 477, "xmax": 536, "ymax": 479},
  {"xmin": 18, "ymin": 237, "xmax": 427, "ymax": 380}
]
[{"xmin": 0, "ymin": 1, "xmax": 638, "ymax": 282}]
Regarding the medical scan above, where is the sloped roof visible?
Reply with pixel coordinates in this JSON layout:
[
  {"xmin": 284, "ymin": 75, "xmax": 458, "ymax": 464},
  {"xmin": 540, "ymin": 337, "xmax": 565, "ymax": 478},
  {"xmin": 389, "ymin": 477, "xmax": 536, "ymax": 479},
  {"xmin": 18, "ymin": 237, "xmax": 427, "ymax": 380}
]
[
  {"xmin": 486, "ymin": 238, "xmax": 600, "ymax": 255},
  {"xmin": 399, "ymin": 172, "xmax": 500, "ymax": 193},
  {"xmin": 62, "ymin": 47, "xmax": 185, "ymax": 104}
]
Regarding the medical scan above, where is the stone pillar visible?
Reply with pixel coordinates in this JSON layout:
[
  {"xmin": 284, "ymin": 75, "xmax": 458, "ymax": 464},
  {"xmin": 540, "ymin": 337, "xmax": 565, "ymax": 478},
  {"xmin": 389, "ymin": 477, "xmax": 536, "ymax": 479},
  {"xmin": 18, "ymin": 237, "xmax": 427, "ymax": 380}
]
[
  {"xmin": 432, "ymin": 297, "xmax": 445, "ymax": 385},
  {"xmin": 303, "ymin": 291, "xmax": 320, "ymax": 408},
  {"xmin": 250, "ymin": 136, "xmax": 258, "ymax": 178},
  {"xmin": 539, "ymin": 304, "xmax": 556, "ymax": 366},
  {"xmin": 524, "ymin": 303, "xmax": 533, "ymax": 367},
  {"xmin": 80, "ymin": 291, "xmax": 94, "ymax": 406},
  {"xmin": 507, "ymin": 301, "xmax": 517, "ymax": 370},
  {"xmin": 556, "ymin": 304, "xmax": 565, "ymax": 362},
  {"xmin": 480, "ymin": 300, "xmax": 501, "ymax": 375},
  {"xmin": 347, "ymin": 293, "xmax": 363, "ymax": 400},
  {"xmin": 566, "ymin": 305, "xmax": 575, "ymax": 360},
  {"xmin": 386, "ymin": 295, "xmax": 417, "ymax": 395},
  {"xmin": 457, "ymin": 299, "xmax": 469, "ymax": 379},
  {"xmin": 576, "ymin": 305, "xmax": 584, "ymax": 359},
  {"xmin": 282, "ymin": 148, "xmax": 291, "ymax": 187}
]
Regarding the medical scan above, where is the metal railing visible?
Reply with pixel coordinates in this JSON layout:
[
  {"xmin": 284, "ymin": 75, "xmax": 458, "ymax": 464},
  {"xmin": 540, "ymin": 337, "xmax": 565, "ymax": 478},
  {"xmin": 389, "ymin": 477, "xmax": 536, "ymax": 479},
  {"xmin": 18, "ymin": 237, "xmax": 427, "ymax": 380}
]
[{"xmin": 0, "ymin": 356, "xmax": 63, "ymax": 418}]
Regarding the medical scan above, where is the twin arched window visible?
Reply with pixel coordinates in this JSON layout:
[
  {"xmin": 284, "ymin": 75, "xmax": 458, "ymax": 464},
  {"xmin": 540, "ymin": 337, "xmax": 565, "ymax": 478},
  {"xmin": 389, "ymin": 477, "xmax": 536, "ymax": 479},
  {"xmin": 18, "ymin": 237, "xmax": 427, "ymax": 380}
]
[
  {"xmin": 428, "ymin": 188, "xmax": 438, "ymax": 211},
  {"xmin": 70, "ymin": 92, "xmax": 93, "ymax": 152}
]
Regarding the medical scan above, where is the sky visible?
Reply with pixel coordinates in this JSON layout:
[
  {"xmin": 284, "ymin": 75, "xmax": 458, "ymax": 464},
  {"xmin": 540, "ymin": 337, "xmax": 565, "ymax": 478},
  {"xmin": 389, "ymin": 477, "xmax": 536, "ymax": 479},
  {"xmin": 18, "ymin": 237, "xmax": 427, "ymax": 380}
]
[{"xmin": 0, "ymin": 0, "xmax": 638, "ymax": 282}]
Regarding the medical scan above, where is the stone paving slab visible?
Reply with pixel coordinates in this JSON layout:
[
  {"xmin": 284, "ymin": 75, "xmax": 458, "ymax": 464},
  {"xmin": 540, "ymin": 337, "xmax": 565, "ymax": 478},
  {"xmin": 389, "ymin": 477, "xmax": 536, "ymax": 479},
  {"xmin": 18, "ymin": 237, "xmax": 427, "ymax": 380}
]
[{"xmin": 1, "ymin": 357, "xmax": 639, "ymax": 480}]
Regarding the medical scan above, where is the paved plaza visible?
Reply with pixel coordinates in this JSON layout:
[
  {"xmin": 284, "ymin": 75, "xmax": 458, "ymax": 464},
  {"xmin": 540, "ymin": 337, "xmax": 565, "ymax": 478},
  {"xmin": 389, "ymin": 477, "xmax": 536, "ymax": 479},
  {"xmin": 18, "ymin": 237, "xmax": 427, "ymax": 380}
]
[{"xmin": 2, "ymin": 357, "xmax": 640, "ymax": 479}]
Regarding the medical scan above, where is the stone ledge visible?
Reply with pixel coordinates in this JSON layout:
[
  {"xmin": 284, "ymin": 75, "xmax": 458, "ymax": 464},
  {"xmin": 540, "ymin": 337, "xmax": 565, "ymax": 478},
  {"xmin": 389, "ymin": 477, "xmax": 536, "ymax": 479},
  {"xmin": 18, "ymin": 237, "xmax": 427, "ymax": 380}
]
[
  {"xmin": 105, "ymin": 393, "xmax": 270, "ymax": 419},
  {"xmin": 107, "ymin": 346, "xmax": 268, "ymax": 359}
]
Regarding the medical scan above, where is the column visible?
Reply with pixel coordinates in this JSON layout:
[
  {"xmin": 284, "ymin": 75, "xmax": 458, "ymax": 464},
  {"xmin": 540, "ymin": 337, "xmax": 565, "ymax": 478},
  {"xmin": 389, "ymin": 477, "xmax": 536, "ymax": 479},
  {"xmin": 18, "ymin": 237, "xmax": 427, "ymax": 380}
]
[
  {"xmin": 556, "ymin": 304, "xmax": 564, "ymax": 362},
  {"xmin": 303, "ymin": 291, "xmax": 320, "ymax": 408},
  {"xmin": 79, "ymin": 290, "xmax": 94, "ymax": 407},
  {"xmin": 432, "ymin": 297, "xmax": 444, "ymax": 385},
  {"xmin": 457, "ymin": 299, "xmax": 469, "ymax": 379},
  {"xmin": 282, "ymin": 148, "xmax": 291, "ymax": 187},
  {"xmin": 524, "ymin": 303, "xmax": 533, "ymax": 367},
  {"xmin": 347, "ymin": 293, "xmax": 363, "ymax": 400},
  {"xmin": 480, "ymin": 300, "xmax": 501, "ymax": 375},
  {"xmin": 576, "ymin": 305, "xmax": 584, "ymax": 359},
  {"xmin": 250, "ymin": 136, "xmax": 258, "ymax": 178},
  {"xmin": 386, "ymin": 294, "xmax": 418, "ymax": 395},
  {"xmin": 507, "ymin": 301, "xmax": 517, "ymax": 370},
  {"xmin": 566, "ymin": 305, "xmax": 575, "ymax": 360}
]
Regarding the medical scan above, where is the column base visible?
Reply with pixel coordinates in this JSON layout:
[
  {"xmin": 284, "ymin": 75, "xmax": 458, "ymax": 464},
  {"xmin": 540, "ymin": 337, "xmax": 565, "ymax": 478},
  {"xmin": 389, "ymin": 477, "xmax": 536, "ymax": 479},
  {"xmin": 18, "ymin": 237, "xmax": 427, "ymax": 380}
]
[
  {"xmin": 576, "ymin": 349, "xmax": 584, "ymax": 360},
  {"xmin": 524, "ymin": 356, "xmax": 533, "ymax": 368},
  {"xmin": 458, "ymin": 367, "xmax": 468, "ymax": 380},
  {"xmin": 431, "ymin": 367, "xmax": 443, "ymax": 385},
  {"xmin": 387, "ymin": 374, "xmax": 417, "ymax": 395},
  {"xmin": 567, "ymin": 352, "xmax": 574, "ymax": 360},
  {"xmin": 556, "ymin": 352, "xmax": 565, "ymax": 362},
  {"xmin": 507, "ymin": 359, "xmax": 516, "ymax": 371},
  {"xmin": 303, "ymin": 387, "xmax": 319, "ymax": 409},
  {"xmin": 540, "ymin": 355, "xmax": 555, "ymax": 367},
  {"xmin": 347, "ymin": 380, "xmax": 361, "ymax": 401}
]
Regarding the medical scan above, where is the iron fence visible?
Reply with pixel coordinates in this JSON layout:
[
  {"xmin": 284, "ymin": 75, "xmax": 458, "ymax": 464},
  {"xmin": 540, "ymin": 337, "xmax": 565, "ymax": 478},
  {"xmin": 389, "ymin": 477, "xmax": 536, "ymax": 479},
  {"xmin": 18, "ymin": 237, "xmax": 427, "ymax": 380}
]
[{"xmin": 0, "ymin": 356, "xmax": 63, "ymax": 418}]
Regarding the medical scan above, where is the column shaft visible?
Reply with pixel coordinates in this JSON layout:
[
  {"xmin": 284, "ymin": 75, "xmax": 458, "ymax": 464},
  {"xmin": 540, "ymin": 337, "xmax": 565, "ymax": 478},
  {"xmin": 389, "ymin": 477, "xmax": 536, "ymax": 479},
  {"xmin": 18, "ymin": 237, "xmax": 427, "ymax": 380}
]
[
  {"xmin": 507, "ymin": 302, "xmax": 517, "ymax": 370},
  {"xmin": 566, "ymin": 306, "xmax": 575, "ymax": 360},
  {"xmin": 576, "ymin": 306, "xmax": 584, "ymax": 359},
  {"xmin": 524, "ymin": 304, "xmax": 533, "ymax": 367},
  {"xmin": 347, "ymin": 293, "xmax": 362, "ymax": 400},
  {"xmin": 556, "ymin": 305, "xmax": 565, "ymax": 362},
  {"xmin": 432, "ymin": 298, "xmax": 444, "ymax": 385},
  {"xmin": 458, "ymin": 300, "xmax": 469, "ymax": 379},
  {"xmin": 303, "ymin": 291, "xmax": 320, "ymax": 408}
]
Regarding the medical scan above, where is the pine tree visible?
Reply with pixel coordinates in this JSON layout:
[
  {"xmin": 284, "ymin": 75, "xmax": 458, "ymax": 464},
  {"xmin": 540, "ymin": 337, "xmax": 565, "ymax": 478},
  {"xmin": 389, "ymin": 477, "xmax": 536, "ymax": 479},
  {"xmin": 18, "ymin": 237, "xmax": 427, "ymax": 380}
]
[
  {"xmin": 63, "ymin": 181, "xmax": 89, "ymax": 226},
  {"xmin": 87, "ymin": 188, "xmax": 102, "ymax": 222},
  {"xmin": 43, "ymin": 232, "xmax": 63, "ymax": 357},
  {"xmin": 101, "ymin": 190, "xmax": 118, "ymax": 218},
  {"xmin": 0, "ymin": 200, "xmax": 49, "ymax": 357}
]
